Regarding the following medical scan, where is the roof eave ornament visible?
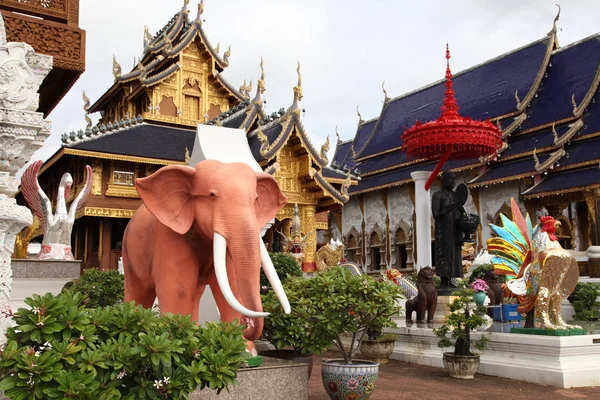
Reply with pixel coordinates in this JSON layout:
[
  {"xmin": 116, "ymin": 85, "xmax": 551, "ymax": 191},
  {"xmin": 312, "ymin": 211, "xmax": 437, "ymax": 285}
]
[
  {"xmin": 335, "ymin": 126, "xmax": 341, "ymax": 146},
  {"xmin": 83, "ymin": 91, "xmax": 92, "ymax": 129},
  {"xmin": 292, "ymin": 61, "xmax": 303, "ymax": 112},
  {"xmin": 548, "ymin": 3, "xmax": 561, "ymax": 39},
  {"xmin": 341, "ymin": 172, "xmax": 352, "ymax": 197},
  {"xmin": 112, "ymin": 55, "xmax": 122, "ymax": 80},
  {"xmin": 143, "ymin": 26, "xmax": 152, "ymax": 49},
  {"xmin": 382, "ymin": 81, "xmax": 390, "ymax": 103},
  {"xmin": 253, "ymin": 57, "xmax": 266, "ymax": 105},
  {"xmin": 197, "ymin": 0, "xmax": 204, "ymax": 19},
  {"xmin": 223, "ymin": 45, "xmax": 231, "ymax": 65},
  {"xmin": 320, "ymin": 134, "xmax": 330, "ymax": 165},
  {"xmin": 257, "ymin": 125, "xmax": 270, "ymax": 157},
  {"xmin": 356, "ymin": 105, "xmax": 364, "ymax": 125}
]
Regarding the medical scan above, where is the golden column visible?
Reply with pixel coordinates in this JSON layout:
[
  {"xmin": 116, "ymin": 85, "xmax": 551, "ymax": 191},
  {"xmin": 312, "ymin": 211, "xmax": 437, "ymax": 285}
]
[{"xmin": 302, "ymin": 204, "xmax": 317, "ymax": 272}]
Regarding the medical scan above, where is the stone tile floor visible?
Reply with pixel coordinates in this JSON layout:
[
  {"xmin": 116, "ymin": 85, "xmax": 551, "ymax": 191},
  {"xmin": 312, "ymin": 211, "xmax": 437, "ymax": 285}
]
[{"xmin": 308, "ymin": 353, "xmax": 600, "ymax": 400}]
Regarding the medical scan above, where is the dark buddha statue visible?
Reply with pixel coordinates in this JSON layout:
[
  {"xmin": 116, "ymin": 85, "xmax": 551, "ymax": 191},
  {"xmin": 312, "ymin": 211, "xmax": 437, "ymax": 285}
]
[{"xmin": 431, "ymin": 171, "xmax": 480, "ymax": 294}]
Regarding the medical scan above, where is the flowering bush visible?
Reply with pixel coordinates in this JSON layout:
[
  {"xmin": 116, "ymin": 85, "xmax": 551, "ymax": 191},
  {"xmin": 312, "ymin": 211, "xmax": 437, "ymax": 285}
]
[
  {"xmin": 259, "ymin": 252, "xmax": 303, "ymax": 294},
  {"xmin": 62, "ymin": 268, "xmax": 125, "ymax": 308},
  {"xmin": 469, "ymin": 279, "xmax": 489, "ymax": 293},
  {"xmin": 0, "ymin": 291, "xmax": 248, "ymax": 399}
]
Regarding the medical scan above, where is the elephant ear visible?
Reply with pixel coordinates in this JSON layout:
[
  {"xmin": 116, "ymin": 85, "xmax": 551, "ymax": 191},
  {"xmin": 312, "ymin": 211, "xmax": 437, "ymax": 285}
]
[
  {"xmin": 136, "ymin": 165, "xmax": 197, "ymax": 234},
  {"xmin": 255, "ymin": 172, "xmax": 287, "ymax": 227}
]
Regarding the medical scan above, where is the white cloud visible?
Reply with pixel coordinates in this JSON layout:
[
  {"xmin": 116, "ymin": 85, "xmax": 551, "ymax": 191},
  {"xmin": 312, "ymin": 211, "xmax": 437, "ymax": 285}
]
[{"xmin": 31, "ymin": 0, "xmax": 600, "ymax": 165}]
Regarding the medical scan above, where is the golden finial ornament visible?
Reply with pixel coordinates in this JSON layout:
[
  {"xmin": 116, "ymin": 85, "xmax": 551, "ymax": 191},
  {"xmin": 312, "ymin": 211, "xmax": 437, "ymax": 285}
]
[
  {"xmin": 533, "ymin": 148, "xmax": 540, "ymax": 167},
  {"xmin": 293, "ymin": 61, "xmax": 303, "ymax": 103},
  {"xmin": 185, "ymin": 147, "xmax": 191, "ymax": 163},
  {"xmin": 239, "ymin": 79, "xmax": 247, "ymax": 96},
  {"xmin": 549, "ymin": 3, "xmax": 561, "ymax": 36},
  {"xmin": 552, "ymin": 124, "xmax": 559, "ymax": 143},
  {"xmin": 335, "ymin": 126, "xmax": 341, "ymax": 146},
  {"xmin": 341, "ymin": 171, "xmax": 352, "ymax": 196},
  {"xmin": 223, "ymin": 45, "xmax": 231, "ymax": 63},
  {"xmin": 257, "ymin": 125, "xmax": 270, "ymax": 157},
  {"xmin": 356, "ymin": 105, "xmax": 364, "ymax": 124},
  {"xmin": 350, "ymin": 144, "xmax": 357, "ymax": 159},
  {"xmin": 514, "ymin": 89, "xmax": 521, "ymax": 108},
  {"xmin": 112, "ymin": 55, "xmax": 122, "ymax": 79},
  {"xmin": 182, "ymin": 0, "xmax": 190, "ymax": 11},
  {"xmin": 215, "ymin": 42, "xmax": 220, "ymax": 54},
  {"xmin": 571, "ymin": 93, "xmax": 578, "ymax": 114},
  {"xmin": 382, "ymin": 81, "xmax": 390, "ymax": 103},
  {"xmin": 198, "ymin": 0, "xmax": 204, "ymax": 16},
  {"xmin": 246, "ymin": 79, "xmax": 253, "ymax": 97},
  {"xmin": 255, "ymin": 57, "xmax": 266, "ymax": 98},
  {"xmin": 143, "ymin": 26, "xmax": 152, "ymax": 47},
  {"xmin": 320, "ymin": 135, "xmax": 330, "ymax": 163},
  {"xmin": 83, "ymin": 90, "xmax": 92, "ymax": 129}
]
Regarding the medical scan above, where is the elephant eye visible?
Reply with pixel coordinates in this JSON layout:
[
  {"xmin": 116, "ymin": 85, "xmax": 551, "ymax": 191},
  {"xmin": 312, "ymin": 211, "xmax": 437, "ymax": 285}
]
[{"xmin": 209, "ymin": 192, "xmax": 216, "ymax": 197}]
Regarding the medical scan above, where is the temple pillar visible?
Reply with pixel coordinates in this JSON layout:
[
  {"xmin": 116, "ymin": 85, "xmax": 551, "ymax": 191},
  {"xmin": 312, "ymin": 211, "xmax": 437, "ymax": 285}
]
[
  {"xmin": 99, "ymin": 219, "xmax": 112, "ymax": 270},
  {"xmin": 301, "ymin": 204, "xmax": 317, "ymax": 272},
  {"xmin": 585, "ymin": 189, "xmax": 600, "ymax": 277},
  {"xmin": 0, "ymin": 15, "xmax": 52, "ymax": 338},
  {"xmin": 411, "ymin": 171, "xmax": 432, "ymax": 271}
]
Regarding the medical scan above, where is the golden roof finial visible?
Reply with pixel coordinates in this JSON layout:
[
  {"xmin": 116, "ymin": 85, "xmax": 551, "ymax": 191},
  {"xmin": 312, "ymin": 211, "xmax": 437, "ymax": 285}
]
[
  {"xmin": 571, "ymin": 93, "xmax": 578, "ymax": 114},
  {"xmin": 239, "ymin": 79, "xmax": 247, "ymax": 95},
  {"xmin": 356, "ymin": 105, "xmax": 364, "ymax": 124},
  {"xmin": 514, "ymin": 89, "xmax": 521, "ymax": 108},
  {"xmin": 257, "ymin": 125, "xmax": 270, "ymax": 157},
  {"xmin": 350, "ymin": 144, "xmax": 357, "ymax": 159},
  {"xmin": 253, "ymin": 57, "xmax": 266, "ymax": 104},
  {"xmin": 293, "ymin": 61, "xmax": 303, "ymax": 104},
  {"xmin": 533, "ymin": 148, "xmax": 540, "ymax": 167},
  {"xmin": 112, "ymin": 55, "xmax": 122, "ymax": 79},
  {"xmin": 182, "ymin": 0, "xmax": 190, "ymax": 13},
  {"xmin": 382, "ymin": 81, "xmax": 390, "ymax": 103},
  {"xmin": 335, "ymin": 126, "xmax": 341, "ymax": 146},
  {"xmin": 320, "ymin": 134, "xmax": 330, "ymax": 163},
  {"xmin": 341, "ymin": 171, "xmax": 352, "ymax": 197},
  {"xmin": 223, "ymin": 45, "xmax": 231, "ymax": 63},
  {"xmin": 246, "ymin": 79, "xmax": 253, "ymax": 97},
  {"xmin": 214, "ymin": 42, "xmax": 220, "ymax": 54},
  {"xmin": 143, "ymin": 26, "xmax": 152, "ymax": 47},
  {"xmin": 83, "ymin": 90, "xmax": 92, "ymax": 129},
  {"xmin": 550, "ymin": 3, "xmax": 561, "ymax": 36},
  {"xmin": 185, "ymin": 147, "xmax": 191, "ymax": 163},
  {"xmin": 198, "ymin": 0, "xmax": 204, "ymax": 17}
]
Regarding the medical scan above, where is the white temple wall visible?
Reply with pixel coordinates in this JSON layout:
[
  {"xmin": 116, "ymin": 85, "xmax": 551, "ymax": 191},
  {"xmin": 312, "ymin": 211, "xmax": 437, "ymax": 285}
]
[
  {"xmin": 364, "ymin": 191, "xmax": 386, "ymax": 237},
  {"xmin": 479, "ymin": 182, "xmax": 521, "ymax": 243},
  {"xmin": 342, "ymin": 196, "xmax": 362, "ymax": 237}
]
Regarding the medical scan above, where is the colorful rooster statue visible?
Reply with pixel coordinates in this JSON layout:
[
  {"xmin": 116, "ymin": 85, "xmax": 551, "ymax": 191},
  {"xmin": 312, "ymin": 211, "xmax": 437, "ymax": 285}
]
[{"xmin": 487, "ymin": 199, "xmax": 580, "ymax": 330}]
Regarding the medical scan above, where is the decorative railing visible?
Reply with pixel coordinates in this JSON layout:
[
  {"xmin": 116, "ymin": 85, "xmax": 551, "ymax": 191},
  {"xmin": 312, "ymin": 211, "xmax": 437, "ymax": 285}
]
[
  {"xmin": 112, "ymin": 171, "xmax": 135, "ymax": 186},
  {"xmin": 0, "ymin": 0, "xmax": 79, "ymax": 25}
]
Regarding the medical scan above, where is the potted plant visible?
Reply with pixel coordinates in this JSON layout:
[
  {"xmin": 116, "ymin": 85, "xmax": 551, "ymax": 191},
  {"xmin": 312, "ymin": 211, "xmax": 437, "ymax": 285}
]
[
  {"xmin": 469, "ymin": 279, "xmax": 489, "ymax": 305},
  {"xmin": 294, "ymin": 266, "xmax": 402, "ymax": 400},
  {"xmin": 359, "ymin": 332, "xmax": 397, "ymax": 365},
  {"xmin": 259, "ymin": 275, "xmax": 332, "ymax": 378},
  {"xmin": 433, "ymin": 288, "xmax": 489, "ymax": 379}
]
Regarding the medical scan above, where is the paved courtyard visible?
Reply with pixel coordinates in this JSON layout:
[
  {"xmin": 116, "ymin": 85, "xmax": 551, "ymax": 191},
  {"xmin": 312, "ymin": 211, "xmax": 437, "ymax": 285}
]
[{"xmin": 307, "ymin": 353, "xmax": 600, "ymax": 400}]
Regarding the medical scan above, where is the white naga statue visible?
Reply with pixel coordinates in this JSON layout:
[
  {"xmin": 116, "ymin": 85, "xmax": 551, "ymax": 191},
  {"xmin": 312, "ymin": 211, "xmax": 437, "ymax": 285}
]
[{"xmin": 21, "ymin": 160, "xmax": 92, "ymax": 260}]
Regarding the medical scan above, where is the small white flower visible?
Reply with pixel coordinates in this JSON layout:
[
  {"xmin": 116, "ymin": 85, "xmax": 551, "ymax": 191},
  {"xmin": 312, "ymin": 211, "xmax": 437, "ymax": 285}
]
[
  {"xmin": 36, "ymin": 322, "xmax": 44, "ymax": 327},
  {"xmin": 163, "ymin": 377, "xmax": 170, "ymax": 384},
  {"xmin": 116, "ymin": 370, "xmax": 127, "ymax": 379},
  {"xmin": 44, "ymin": 342, "xmax": 52, "ymax": 349},
  {"xmin": 153, "ymin": 380, "xmax": 163, "ymax": 389},
  {"xmin": 79, "ymin": 335, "xmax": 84, "ymax": 341},
  {"xmin": 34, "ymin": 351, "xmax": 40, "ymax": 357},
  {"xmin": 31, "ymin": 307, "xmax": 40, "ymax": 315}
]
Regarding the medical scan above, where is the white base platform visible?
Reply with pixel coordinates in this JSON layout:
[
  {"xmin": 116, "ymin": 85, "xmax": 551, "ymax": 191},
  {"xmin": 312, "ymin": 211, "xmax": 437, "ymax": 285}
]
[{"xmin": 389, "ymin": 325, "xmax": 600, "ymax": 388}]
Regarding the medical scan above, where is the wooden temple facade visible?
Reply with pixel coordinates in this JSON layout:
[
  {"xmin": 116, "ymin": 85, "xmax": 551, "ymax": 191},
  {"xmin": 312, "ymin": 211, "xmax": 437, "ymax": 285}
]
[
  {"xmin": 0, "ymin": 0, "xmax": 86, "ymax": 116},
  {"xmin": 16, "ymin": 1, "xmax": 355, "ymax": 272},
  {"xmin": 336, "ymin": 12, "xmax": 600, "ymax": 276}
]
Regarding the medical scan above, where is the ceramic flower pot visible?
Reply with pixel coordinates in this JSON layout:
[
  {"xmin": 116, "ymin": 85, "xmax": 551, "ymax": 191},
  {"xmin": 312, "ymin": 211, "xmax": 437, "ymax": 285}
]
[
  {"xmin": 473, "ymin": 291, "xmax": 486, "ymax": 305},
  {"xmin": 321, "ymin": 359, "xmax": 379, "ymax": 400},
  {"xmin": 359, "ymin": 339, "xmax": 395, "ymax": 365},
  {"xmin": 442, "ymin": 352, "xmax": 480, "ymax": 379}
]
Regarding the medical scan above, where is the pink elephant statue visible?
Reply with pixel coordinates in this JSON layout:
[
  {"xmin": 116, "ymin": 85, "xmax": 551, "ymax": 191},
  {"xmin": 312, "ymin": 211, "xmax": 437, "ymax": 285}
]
[{"xmin": 122, "ymin": 160, "xmax": 290, "ymax": 354}]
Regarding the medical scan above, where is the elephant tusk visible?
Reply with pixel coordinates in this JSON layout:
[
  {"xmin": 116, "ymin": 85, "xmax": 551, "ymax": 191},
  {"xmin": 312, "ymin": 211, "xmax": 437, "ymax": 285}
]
[
  {"xmin": 213, "ymin": 232, "xmax": 269, "ymax": 318},
  {"xmin": 259, "ymin": 239, "xmax": 291, "ymax": 314}
]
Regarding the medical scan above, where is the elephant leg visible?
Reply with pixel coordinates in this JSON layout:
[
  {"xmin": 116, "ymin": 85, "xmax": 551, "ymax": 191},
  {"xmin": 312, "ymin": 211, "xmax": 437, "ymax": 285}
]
[
  {"xmin": 154, "ymin": 264, "xmax": 200, "ymax": 320},
  {"xmin": 191, "ymin": 286, "xmax": 206, "ymax": 322},
  {"xmin": 124, "ymin": 280, "xmax": 156, "ymax": 309}
]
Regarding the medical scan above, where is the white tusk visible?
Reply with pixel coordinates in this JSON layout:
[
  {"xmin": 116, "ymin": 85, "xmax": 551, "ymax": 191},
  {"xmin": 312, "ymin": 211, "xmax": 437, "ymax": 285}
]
[
  {"xmin": 213, "ymin": 232, "xmax": 269, "ymax": 318},
  {"xmin": 259, "ymin": 239, "xmax": 292, "ymax": 314}
]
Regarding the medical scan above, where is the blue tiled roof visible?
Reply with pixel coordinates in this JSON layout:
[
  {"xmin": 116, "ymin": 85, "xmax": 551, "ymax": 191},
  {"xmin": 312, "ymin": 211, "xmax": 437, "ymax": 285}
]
[
  {"xmin": 352, "ymin": 119, "xmax": 377, "ymax": 156},
  {"xmin": 524, "ymin": 166, "xmax": 600, "ymax": 196},
  {"xmin": 248, "ymin": 122, "xmax": 284, "ymax": 162},
  {"xmin": 332, "ymin": 141, "xmax": 352, "ymax": 168},
  {"xmin": 558, "ymin": 136, "xmax": 600, "ymax": 167},
  {"xmin": 358, "ymin": 38, "xmax": 551, "ymax": 159},
  {"xmin": 576, "ymin": 91, "xmax": 600, "ymax": 138},
  {"xmin": 469, "ymin": 154, "xmax": 551, "ymax": 185},
  {"xmin": 350, "ymin": 162, "xmax": 437, "ymax": 193},
  {"xmin": 358, "ymin": 149, "xmax": 408, "ymax": 175},
  {"xmin": 502, "ymin": 124, "xmax": 570, "ymax": 158},
  {"xmin": 322, "ymin": 166, "xmax": 349, "ymax": 179},
  {"xmin": 521, "ymin": 35, "xmax": 600, "ymax": 130}
]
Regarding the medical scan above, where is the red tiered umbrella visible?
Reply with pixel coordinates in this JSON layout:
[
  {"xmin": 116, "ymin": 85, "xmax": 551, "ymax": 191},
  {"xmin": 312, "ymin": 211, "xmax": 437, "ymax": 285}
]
[{"xmin": 402, "ymin": 44, "xmax": 503, "ymax": 190}]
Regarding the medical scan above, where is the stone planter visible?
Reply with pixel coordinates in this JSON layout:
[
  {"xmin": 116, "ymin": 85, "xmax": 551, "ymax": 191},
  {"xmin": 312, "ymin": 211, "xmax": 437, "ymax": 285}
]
[
  {"xmin": 321, "ymin": 359, "xmax": 379, "ymax": 400},
  {"xmin": 359, "ymin": 339, "xmax": 395, "ymax": 365},
  {"xmin": 259, "ymin": 350, "xmax": 314, "ymax": 379},
  {"xmin": 442, "ymin": 352, "xmax": 480, "ymax": 379}
]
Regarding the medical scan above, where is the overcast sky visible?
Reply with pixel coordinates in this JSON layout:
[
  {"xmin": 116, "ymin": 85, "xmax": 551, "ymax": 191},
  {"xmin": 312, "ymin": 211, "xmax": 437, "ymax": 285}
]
[{"xmin": 28, "ymin": 0, "xmax": 600, "ymax": 165}]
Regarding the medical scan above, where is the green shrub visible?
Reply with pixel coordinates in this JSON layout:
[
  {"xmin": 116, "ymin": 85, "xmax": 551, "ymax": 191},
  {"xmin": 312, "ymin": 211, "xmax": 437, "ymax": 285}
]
[
  {"xmin": 259, "ymin": 252, "xmax": 303, "ymax": 294},
  {"xmin": 570, "ymin": 283, "xmax": 600, "ymax": 321},
  {"xmin": 62, "ymin": 269, "xmax": 125, "ymax": 308},
  {"xmin": 468, "ymin": 263, "xmax": 506, "ymax": 284},
  {"xmin": 0, "ymin": 292, "xmax": 249, "ymax": 399}
]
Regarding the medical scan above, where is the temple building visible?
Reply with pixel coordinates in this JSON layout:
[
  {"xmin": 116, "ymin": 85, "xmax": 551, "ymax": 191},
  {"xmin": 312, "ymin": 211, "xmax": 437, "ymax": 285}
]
[
  {"xmin": 336, "ymin": 13, "xmax": 600, "ymax": 276},
  {"xmin": 16, "ymin": 1, "xmax": 355, "ymax": 272}
]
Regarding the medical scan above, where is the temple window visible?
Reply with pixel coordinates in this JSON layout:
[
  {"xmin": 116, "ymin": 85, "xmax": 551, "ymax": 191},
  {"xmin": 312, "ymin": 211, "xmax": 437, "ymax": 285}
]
[
  {"xmin": 394, "ymin": 228, "xmax": 409, "ymax": 270},
  {"xmin": 183, "ymin": 79, "xmax": 202, "ymax": 120},
  {"xmin": 106, "ymin": 161, "xmax": 140, "ymax": 198},
  {"xmin": 112, "ymin": 170, "xmax": 134, "ymax": 186},
  {"xmin": 345, "ymin": 233, "xmax": 358, "ymax": 263},
  {"xmin": 369, "ymin": 230, "xmax": 384, "ymax": 272},
  {"xmin": 158, "ymin": 96, "xmax": 177, "ymax": 117}
]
